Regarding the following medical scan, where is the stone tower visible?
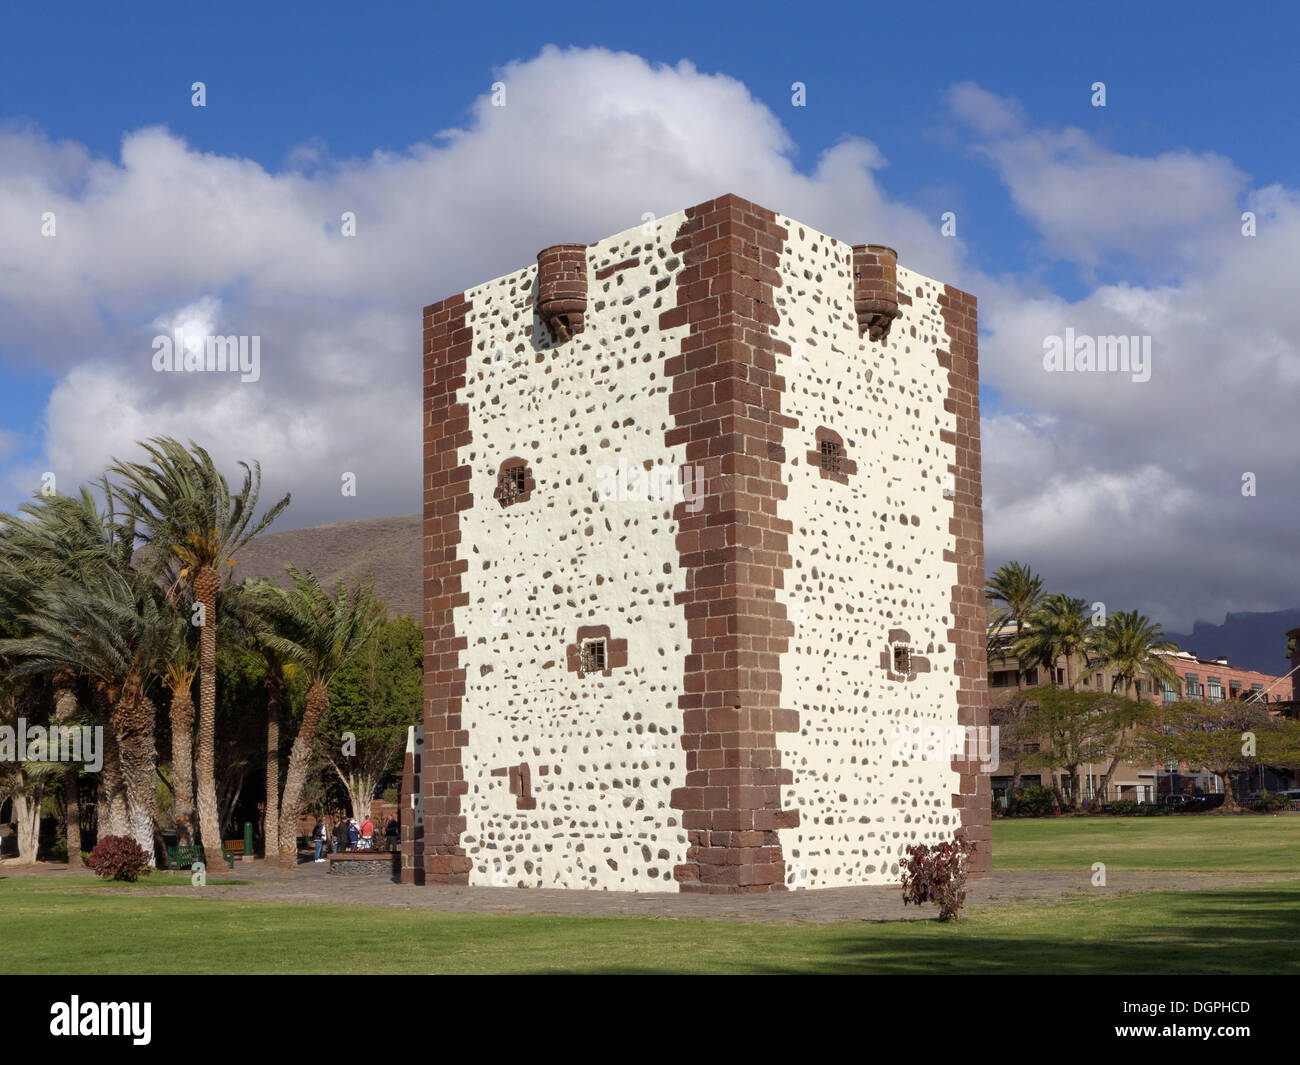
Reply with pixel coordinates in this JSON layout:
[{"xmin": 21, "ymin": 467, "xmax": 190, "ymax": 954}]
[{"xmin": 403, "ymin": 194, "xmax": 989, "ymax": 893}]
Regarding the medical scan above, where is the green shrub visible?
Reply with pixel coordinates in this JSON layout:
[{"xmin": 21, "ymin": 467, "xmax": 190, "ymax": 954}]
[
  {"xmin": 1104, "ymin": 800, "xmax": 1167, "ymax": 816},
  {"xmin": 1010, "ymin": 784, "xmax": 1057, "ymax": 817},
  {"xmin": 1251, "ymin": 790, "xmax": 1291, "ymax": 812}
]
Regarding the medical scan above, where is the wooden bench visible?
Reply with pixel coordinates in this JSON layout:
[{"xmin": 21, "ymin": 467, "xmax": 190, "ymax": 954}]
[
  {"xmin": 220, "ymin": 840, "xmax": 247, "ymax": 870},
  {"xmin": 165, "ymin": 844, "xmax": 205, "ymax": 870}
]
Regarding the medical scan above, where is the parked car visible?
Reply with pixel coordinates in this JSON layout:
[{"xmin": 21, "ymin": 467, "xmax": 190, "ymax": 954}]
[
  {"xmin": 1164, "ymin": 794, "xmax": 1193, "ymax": 807},
  {"xmin": 1277, "ymin": 789, "xmax": 1300, "ymax": 810}
]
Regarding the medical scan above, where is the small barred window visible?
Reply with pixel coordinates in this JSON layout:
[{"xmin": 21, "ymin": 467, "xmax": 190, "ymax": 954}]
[
  {"xmin": 893, "ymin": 644, "xmax": 911, "ymax": 675},
  {"xmin": 498, "ymin": 463, "xmax": 527, "ymax": 505},
  {"xmin": 820, "ymin": 439, "xmax": 841, "ymax": 473},
  {"xmin": 580, "ymin": 639, "xmax": 606, "ymax": 675}
]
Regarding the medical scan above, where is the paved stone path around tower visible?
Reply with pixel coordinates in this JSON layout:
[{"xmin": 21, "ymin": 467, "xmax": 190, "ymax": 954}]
[{"xmin": 7, "ymin": 858, "xmax": 1296, "ymax": 924}]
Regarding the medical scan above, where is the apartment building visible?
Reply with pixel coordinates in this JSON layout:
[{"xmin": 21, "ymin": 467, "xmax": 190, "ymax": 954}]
[{"xmin": 987, "ymin": 625, "xmax": 1291, "ymax": 805}]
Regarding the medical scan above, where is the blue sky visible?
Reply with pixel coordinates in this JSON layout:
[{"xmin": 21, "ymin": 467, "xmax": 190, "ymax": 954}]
[{"xmin": 1, "ymin": 0, "xmax": 1297, "ymax": 632}]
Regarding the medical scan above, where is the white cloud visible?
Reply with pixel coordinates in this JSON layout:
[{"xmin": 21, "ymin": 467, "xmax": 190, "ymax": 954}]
[
  {"xmin": 960, "ymin": 89, "xmax": 1300, "ymax": 628},
  {"xmin": 946, "ymin": 82, "xmax": 1249, "ymax": 272},
  {"xmin": 2, "ymin": 57, "xmax": 1297, "ymax": 633},
  {"xmin": 1, "ymin": 45, "xmax": 963, "ymax": 536}
]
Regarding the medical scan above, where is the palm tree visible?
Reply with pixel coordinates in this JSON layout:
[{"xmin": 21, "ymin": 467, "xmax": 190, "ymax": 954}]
[
  {"xmin": 0, "ymin": 570, "xmax": 172, "ymax": 859},
  {"xmin": 0, "ymin": 672, "xmax": 60, "ymax": 863},
  {"xmin": 0, "ymin": 485, "xmax": 139, "ymax": 866},
  {"xmin": 162, "ymin": 620, "xmax": 198, "ymax": 846},
  {"xmin": 1088, "ymin": 610, "xmax": 1180, "ymax": 806},
  {"xmin": 108, "ymin": 437, "xmax": 289, "ymax": 867},
  {"xmin": 252, "ymin": 568, "xmax": 379, "ymax": 867},
  {"xmin": 220, "ymin": 579, "xmax": 289, "ymax": 860},
  {"xmin": 1014, "ymin": 594, "xmax": 1091, "ymax": 689},
  {"xmin": 986, "ymin": 562, "xmax": 1045, "ymax": 688}
]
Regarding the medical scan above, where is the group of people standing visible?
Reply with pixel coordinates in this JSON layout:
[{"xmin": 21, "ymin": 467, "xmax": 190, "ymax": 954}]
[{"xmin": 311, "ymin": 814, "xmax": 399, "ymax": 861}]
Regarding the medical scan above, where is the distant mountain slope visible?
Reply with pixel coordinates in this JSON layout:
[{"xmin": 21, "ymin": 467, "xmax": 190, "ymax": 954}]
[
  {"xmin": 230, "ymin": 514, "xmax": 421, "ymax": 620},
  {"xmin": 229, "ymin": 515, "xmax": 1300, "ymax": 676},
  {"xmin": 1163, "ymin": 609, "xmax": 1300, "ymax": 676}
]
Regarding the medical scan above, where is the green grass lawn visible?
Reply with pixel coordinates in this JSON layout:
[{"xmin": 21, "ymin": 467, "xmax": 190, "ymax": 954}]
[
  {"xmin": 4, "ymin": 873, "xmax": 251, "ymax": 892},
  {"xmin": 2, "ymin": 876, "xmax": 1297, "ymax": 974},
  {"xmin": 3, "ymin": 817, "xmax": 1297, "ymax": 974},
  {"xmin": 992, "ymin": 813, "xmax": 1300, "ymax": 872}
]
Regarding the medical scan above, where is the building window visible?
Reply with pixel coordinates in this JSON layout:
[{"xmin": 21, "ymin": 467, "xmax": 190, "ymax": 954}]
[
  {"xmin": 1056, "ymin": 668, "xmax": 1065, "ymax": 685},
  {"xmin": 580, "ymin": 639, "xmax": 606, "ymax": 675},
  {"xmin": 566, "ymin": 625, "xmax": 627, "ymax": 678},
  {"xmin": 808, "ymin": 427, "xmax": 856, "ymax": 485},
  {"xmin": 504, "ymin": 464, "xmax": 526, "ymax": 498},
  {"xmin": 1208, "ymin": 677, "xmax": 1223, "ymax": 702},
  {"xmin": 881, "ymin": 627, "xmax": 929, "ymax": 681},
  {"xmin": 893, "ymin": 644, "xmax": 911, "ymax": 675},
  {"xmin": 1229, "ymin": 680, "xmax": 1242, "ymax": 699},
  {"xmin": 1162, "ymin": 681, "xmax": 1177, "ymax": 703},
  {"xmin": 820, "ymin": 439, "xmax": 841, "ymax": 473},
  {"xmin": 1185, "ymin": 673, "xmax": 1201, "ymax": 698},
  {"xmin": 495, "ymin": 458, "xmax": 535, "ymax": 508}
]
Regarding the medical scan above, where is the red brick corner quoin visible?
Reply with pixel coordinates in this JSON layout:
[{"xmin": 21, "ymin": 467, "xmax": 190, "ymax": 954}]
[
  {"xmin": 938, "ymin": 284, "xmax": 992, "ymax": 877},
  {"xmin": 419, "ymin": 291, "xmax": 473, "ymax": 885},
  {"xmin": 661, "ymin": 195, "xmax": 801, "ymax": 894}
]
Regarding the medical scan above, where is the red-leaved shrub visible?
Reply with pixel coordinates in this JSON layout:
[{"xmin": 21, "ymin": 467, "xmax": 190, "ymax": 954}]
[
  {"xmin": 86, "ymin": 836, "xmax": 151, "ymax": 882},
  {"xmin": 900, "ymin": 836, "xmax": 976, "ymax": 921}
]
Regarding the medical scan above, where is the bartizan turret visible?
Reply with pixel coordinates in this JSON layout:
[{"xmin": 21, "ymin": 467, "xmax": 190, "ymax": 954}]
[
  {"xmin": 851, "ymin": 243, "xmax": 900, "ymax": 341},
  {"xmin": 536, "ymin": 244, "xmax": 588, "ymax": 342}
]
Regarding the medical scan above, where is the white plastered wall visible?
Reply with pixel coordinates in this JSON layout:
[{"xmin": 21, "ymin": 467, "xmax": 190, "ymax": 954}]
[
  {"xmin": 452, "ymin": 213, "xmax": 693, "ymax": 890},
  {"xmin": 770, "ymin": 215, "xmax": 965, "ymax": 888}
]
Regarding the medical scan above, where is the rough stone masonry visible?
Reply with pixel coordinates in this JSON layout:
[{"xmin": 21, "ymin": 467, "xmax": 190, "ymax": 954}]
[{"xmin": 402, "ymin": 194, "xmax": 990, "ymax": 893}]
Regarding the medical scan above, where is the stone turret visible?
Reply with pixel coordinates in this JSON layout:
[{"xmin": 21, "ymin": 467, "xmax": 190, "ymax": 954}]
[
  {"xmin": 852, "ymin": 243, "xmax": 900, "ymax": 341},
  {"xmin": 536, "ymin": 244, "xmax": 588, "ymax": 342}
]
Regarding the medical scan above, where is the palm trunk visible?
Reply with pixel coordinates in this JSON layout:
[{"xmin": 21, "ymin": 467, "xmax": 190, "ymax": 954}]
[
  {"xmin": 277, "ymin": 682, "xmax": 329, "ymax": 868},
  {"xmin": 99, "ymin": 733, "xmax": 130, "ymax": 838},
  {"xmin": 12, "ymin": 785, "xmax": 42, "ymax": 863},
  {"xmin": 63, "ymin": 770, "xmax": 82, "ymax": 863},
  {"xmin": 52, "ymin": 673, "xmax": 83, "ymax": 867},
  {"xmin": 194, "ymin": 567, "xmax": 223, "ymax": 868},
  {"xmin": 169, "ymin": 685, "xmax": 196, "ymax": 846},
  {"xmin": 264, "ymin": 663, "xmax": 281, "ymax": 860},
  {"xmin": 94, "ymin": 687, "xmax": 130, "ymax": 839},
  {"xmin": 111, "ymin": 688, "xmax": 158, "ymax": 864}
]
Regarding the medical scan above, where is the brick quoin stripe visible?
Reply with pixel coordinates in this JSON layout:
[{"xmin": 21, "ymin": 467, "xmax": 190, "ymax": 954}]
[
  {"xmin": 938, "ymin": 285, "xmax": 992, "ymax": 876},
  {"xmin": 420, "ymin": 291, "xmax": 474, "ymax": 885},
  {"xmin": 398, "ymin": 728, "xmax": 422, "ymax": 884},
  {"xmin": 662, "ymin": 194, "xmax": 801, "ymax": 894}
]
